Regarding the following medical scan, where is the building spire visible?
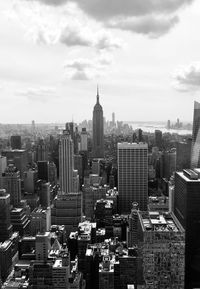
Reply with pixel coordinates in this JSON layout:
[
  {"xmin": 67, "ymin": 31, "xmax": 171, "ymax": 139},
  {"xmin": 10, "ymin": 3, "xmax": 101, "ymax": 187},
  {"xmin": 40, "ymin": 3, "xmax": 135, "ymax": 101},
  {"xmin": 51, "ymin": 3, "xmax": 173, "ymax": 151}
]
[{"xmin": 97, "ymin": 85, "xmax": 99, "ymax": 103}]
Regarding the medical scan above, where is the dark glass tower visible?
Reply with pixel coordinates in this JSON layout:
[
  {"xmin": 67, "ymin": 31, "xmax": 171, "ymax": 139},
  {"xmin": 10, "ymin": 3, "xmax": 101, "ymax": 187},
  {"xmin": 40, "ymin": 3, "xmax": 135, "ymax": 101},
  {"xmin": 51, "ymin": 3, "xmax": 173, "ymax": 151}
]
[
  {"xmin": 92, "ymin": 88, "xmax": 104, "ymax": 158},
  {"xmin": 174, "ymin": 169, "xmax": 200, "ymax": 289},
  {"xmin": 0, "ymin": 189, "xmax": 13, "ymax": 242},
  {"xmin": 191, "ymin": 101, "xmax": 200, "ymax": 168}
]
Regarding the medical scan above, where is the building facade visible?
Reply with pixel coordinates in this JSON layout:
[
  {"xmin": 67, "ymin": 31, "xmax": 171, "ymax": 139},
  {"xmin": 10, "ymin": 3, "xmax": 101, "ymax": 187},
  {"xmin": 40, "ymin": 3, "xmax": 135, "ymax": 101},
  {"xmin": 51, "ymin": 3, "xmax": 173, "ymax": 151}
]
[
  {"xmin": 93, "ymin": 90, "xmax": 104, "ymax": 159},
  {"xmin": 59, "ymin": 131, "xmax": 74, "ymax": 194},
  {"xmin": 118, "ymin": 143, "xmax": 148, "ymax": 213}
]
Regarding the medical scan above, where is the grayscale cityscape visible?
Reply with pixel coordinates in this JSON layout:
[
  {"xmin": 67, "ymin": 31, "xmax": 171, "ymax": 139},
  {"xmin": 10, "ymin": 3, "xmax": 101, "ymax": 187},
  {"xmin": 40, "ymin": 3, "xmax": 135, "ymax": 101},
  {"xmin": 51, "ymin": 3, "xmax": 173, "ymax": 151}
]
[{"xmin": 0, "ymin": 1, "xmax": 200, "ymax": 289}]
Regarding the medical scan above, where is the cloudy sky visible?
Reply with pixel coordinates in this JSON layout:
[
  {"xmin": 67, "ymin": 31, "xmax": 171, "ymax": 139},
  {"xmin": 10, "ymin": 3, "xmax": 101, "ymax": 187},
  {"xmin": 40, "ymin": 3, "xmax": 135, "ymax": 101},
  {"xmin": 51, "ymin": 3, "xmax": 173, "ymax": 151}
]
[{"xmin": 1, "ymin": 0, "xmax": 200, "ymax": 123}]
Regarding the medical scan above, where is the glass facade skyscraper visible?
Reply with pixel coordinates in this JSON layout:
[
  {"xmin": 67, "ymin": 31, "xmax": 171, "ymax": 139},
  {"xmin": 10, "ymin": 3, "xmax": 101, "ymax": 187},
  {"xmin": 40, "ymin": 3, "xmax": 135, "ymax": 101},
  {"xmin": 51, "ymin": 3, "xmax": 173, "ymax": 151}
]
[{"xmin": 191, "ymin": 101, "xmax": 200, "ymax": 168}]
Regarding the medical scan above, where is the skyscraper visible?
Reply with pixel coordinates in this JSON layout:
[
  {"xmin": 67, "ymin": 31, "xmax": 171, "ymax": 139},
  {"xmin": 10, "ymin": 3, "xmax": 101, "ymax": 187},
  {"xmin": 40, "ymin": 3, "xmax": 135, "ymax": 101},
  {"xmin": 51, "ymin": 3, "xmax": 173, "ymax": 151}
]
[
  {"xmin": 112, "ymin": 112, "xmax": 115, "ymax": 125},
  {"xmin": 10, "ymin": 135, "xmax": 21, "ymax": 150},
  {"xmin": 93, "ymin": 88, "xmax": 104, "ymax": 158},
  {"xmin": 155, "ymin": 129, "xmax": 162, "ymax": 149},
  {"xmin": 59, "ymin": 131, "xmax": 74, "ymax": 194},
  {"xmin": 0, "ymin": 189, "xmax": 13, "ymax": 242},
  {"xmin": 80, "ymin": 128, "xmax": 88, "ymax": 151},
  {"xmin": 136, "ymin": 210, "xmax": 185, "ymax": 288},
  {"xmin": 174, "ymin": 169, "xmax": 200, "ymax": 289},
  {"xmin": 2, "ymin": 164, "xmax": 21, "ymax": 207},
  {"xmin": 191, "ymin": 101, "xmax": 200, "ymax": 168},
  {"xmin": 118, "ymin": 143, "xmax": 148, "ymax": 213}
]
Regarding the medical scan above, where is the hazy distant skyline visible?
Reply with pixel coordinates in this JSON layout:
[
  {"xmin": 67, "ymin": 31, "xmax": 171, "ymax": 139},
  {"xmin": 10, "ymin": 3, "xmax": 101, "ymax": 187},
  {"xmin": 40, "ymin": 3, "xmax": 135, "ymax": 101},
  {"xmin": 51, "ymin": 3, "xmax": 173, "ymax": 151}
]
[{"xmin": 1, "ymin": 0, "xmax": 200, "ymax": 123}]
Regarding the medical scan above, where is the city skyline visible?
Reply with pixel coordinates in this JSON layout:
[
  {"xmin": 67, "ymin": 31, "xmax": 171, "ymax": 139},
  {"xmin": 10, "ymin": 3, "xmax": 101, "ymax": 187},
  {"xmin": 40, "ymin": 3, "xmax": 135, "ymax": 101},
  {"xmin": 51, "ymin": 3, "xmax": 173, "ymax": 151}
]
[{"xmin": 0, "ymin": 1, "xmax": 200, "ymax": 123}]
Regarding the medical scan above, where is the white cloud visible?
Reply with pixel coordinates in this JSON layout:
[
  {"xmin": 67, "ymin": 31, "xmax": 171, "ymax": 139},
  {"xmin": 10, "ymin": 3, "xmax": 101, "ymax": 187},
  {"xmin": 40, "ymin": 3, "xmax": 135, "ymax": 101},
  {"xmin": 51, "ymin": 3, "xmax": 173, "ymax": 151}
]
[
  {"xmin": 64, "ymin": 54, "xmax": 113, "ymax": 80},
  {"xmin": 28, "ymin": 0, "xmax": 194, "ymax": 18},
  {"xmin": 108, "ymin": 15, "xmax": 179, "ymax": 39},
  {"xmin": 26, "ymin": 0, "xmax": 194, "ymax": 38},
  {"xmin": 173, "ymin": 62, "xmax": 200, "ymax": 91},
  {"xmin": 16, "ymin": 86, "xmax": 56, "ymax": 102}
]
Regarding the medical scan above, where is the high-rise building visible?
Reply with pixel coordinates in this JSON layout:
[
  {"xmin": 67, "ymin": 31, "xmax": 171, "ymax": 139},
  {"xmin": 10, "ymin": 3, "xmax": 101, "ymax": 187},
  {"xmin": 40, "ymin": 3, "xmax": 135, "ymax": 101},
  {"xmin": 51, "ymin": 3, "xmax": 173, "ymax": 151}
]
[
  {"xmin": 136, "ymin": 210, "xmax": 185, "ymax": 289},
  {"xmin": 51, "ymin": 191, "xmax": 82, "ymax": 236},
  {"xmin": 93, "ymin": 88, "xmax": 104, "ymax": 158},
  {"xmin": 37, "ymin": 160, "xmax": 49, "ymax": 181},
  {"xmin": 118, "ymin": 143, "xmax": 148, "ymax": 213},
  {"xmin": 0, "ymin": 240, "xmax": 12, "ymax": 282},
  {"xmin": 38, "ymin": 181, "xmax": 51, "ymax": 208},
  {"xmin": 174, "ymin": 169, "xmax": 200, "ymax": 289},
  {"xmin": 112, "ymin": 112, "xmax": 115, "ymax": 126},
  {"xmin": 137, "ymin": 129, "xmax": 143, "ymax": 142},
  {"xmin": 2, "ymin": 164, "xmax": 21, "ymax": 207},
  {"xmin": 1, "ymin": 149, "xmax": 28, "ymax": 177},
  {"xmin": 0, "ymin": 156, "xmax": 7, "ymax": 176},
  {"xmin": 0, "ymin": 189, "xmax": 12, "ymax": 242},
  {"xmin": 10, "ymin": 207, "xmax": 30, "ymax": 237},
  {"xmin": 59, "ymin": 131, "xmax": 74, "ymax": 194},
  {"xmin": 30, "ymin": 207, "xmax": 51, "ymax": 235},
  {"xmin": 48, "ymin": 161, "xmax": 57, "ymax": 185},
  {"xmin": 191, "ymin": 101, "xmax": 200, "ymax": 168},
  {"xmin": 154, "ymin": 130, "xmax": 162, "ymax": 149},
  {"xmin": 65, "ymin": 122, "xmax": 74, "ymax": 142},
  {"xmin": 36, "ymin": 139, "xmax": 48, "ymax": 161},
  {"xmin": 10, "ymin": 135, "xmax": 21, "ymax": 150},
  {"xmin": 24, "ymin": 169, "xmax": 38, "ymax": 194},
  {"xmin": 161, "ymin": 149, "xmax": 176, "ymax": 180},
  {"xmin": 0, "ymin": 156, "xmax": 7, "ymax": 188},
  {"xmin": 176, "ymin": 138, "xmax": 192, "ymax": 171},
  {"xmin": 80, "ymin": 128, "xmax": 88, "ymax": 151}
]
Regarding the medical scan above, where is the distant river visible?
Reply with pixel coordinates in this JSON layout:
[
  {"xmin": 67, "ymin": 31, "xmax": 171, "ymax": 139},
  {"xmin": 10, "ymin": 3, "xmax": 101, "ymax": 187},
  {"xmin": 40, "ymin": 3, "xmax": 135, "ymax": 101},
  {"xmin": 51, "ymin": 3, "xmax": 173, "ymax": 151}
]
[{"xmin": 125, "ymin": 122, "xmax": 192, "ymax": 135}]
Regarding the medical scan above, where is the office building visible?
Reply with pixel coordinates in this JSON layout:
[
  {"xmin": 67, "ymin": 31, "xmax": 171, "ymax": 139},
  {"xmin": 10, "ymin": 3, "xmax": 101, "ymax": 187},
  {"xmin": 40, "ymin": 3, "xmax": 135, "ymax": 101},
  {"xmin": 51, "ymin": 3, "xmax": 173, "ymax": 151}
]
[
  {"xmin": 59, "ymin": 131, "xmax": 74, "ymax": 194},
  {"xmin": 176, "ymin": 139, "xmax": 192, "ymax": 171},
  {"xmin": 118, "ymin": 143, "xmax": 148, "ymax": 213},
  {"xmin": 0, "ymin": 240, "xmax": 12, "ymax": 282},
  {"xmin": 0, "ymin": 155, "xmax": 7, "ymax": 176},
  {"xmin": 51, "ymin": 191, "xmax": 82, "ymax": 236},
  {"xmin": 112, "ymin": 112, "xmax": 115, "ymax": 126},
  {"xmin": 38, "ymin": 181, "xmax": 51, "ymax": 208},
  {"xmin": 65, "ymin": 122, "xmax": 74, "ymax": 143},
  {"xmin": 174, "ymin": 169, "xmax": 200, "ymax": 288},
  {"xmin": 1, "ymin": 149, "xmax": 28, "ymax": 177},
  {"xmin": 35, "ymin": 232, "xmax": 51, "ymax": 261},
  {"xmin": 93, "ymin": 88, "xmax": 104, "ymax": 158},
  {"xmin": 161, "ymin": 149, "xmax": 176, "ymax": 180},
  {"xmin": 80, "ymin": 128, "xmax": 88, "ymax": 151},
  {"xmin": 30, "ymin": 207, "xmax": 51, "ymax": 235},
  {"xmin": 10, "ymin": 135, "xmax": 21, "ymax": 150},
  {"xmin": 138, "ymin": 129, "xmax": 143, "ymax": 142},
  {"xmin": 154, "ymin": 130, "xmax": 162, "ymax": 149},
  {"xmin": 137, "ymin": 210, "xmax": 185, "ymax": 289},
  {"xmin": 82, "ymin": 184, "xmax": 106, "ymax": 219},
  {"xmin": 24, "ymin": 169, "xmax": 37, "ymax": 194},
  {"xmin": 37, "ymin": 160, "xmax": 49, "ymax": 181},
  {"xmin": 36, "ymin": 138, "xmax": 48, "ymax": 161},
  {"xmin": 2, "ymin": 164, "xmax": 21, "ymax": 207},
  {"xmin": 10, "ymin": 207, "xmax": 30, "ymax": 236},
  {"xmin": 0, "ymin": 189, "xmax": 13, "ymax": 242},
  {"xmin": 191, "ymin": 101, "xmax": 200, "ymax": 168},
  {"xmin": 74, "ymin": 154, "xmax": 83, "ymax": 185},
  {"xmin": 48, "ymin": 161, "xmax": 57, "ymax": 185}
]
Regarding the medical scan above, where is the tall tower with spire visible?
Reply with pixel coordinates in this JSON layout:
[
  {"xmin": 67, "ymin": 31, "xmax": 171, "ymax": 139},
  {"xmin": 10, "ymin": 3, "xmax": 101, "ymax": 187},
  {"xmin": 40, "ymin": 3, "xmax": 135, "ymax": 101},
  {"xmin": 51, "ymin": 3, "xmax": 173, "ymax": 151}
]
[{"xmin": 92, "ymin": 87, "xmax": 104, "ymax": 158}]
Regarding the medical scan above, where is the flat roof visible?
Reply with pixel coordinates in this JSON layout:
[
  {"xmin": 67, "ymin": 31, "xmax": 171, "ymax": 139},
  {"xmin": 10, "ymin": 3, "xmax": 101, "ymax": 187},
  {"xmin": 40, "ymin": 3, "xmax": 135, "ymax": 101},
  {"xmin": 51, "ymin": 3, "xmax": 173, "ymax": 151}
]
[
  {"xmin": 118, "ymin": 142, "xmax": 148, "ymax": 149},
  {"xmin": 176, "ymin": 171, "xmax": 200, "ymax": 182},
  {"xmin": 140, "ymin": 211, "xmax": 182, "ymax": 233}
]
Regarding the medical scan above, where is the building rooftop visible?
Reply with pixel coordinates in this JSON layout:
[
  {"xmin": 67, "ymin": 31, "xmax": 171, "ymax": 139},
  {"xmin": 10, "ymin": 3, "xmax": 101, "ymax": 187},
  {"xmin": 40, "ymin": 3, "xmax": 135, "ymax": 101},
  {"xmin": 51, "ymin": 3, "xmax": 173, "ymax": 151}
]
[
  {"xmin": 53, "ymin": 259, "xmax": 63, "ymax": 268},
  {"xmin": 140, "ymin": 211, "xmax": 183, "ymax": 232},
  {"xmin": 177, "ymin": 170, "xmax": 200, "ymax": 182},
  {"xmin": 118, "ymin": 142, "xmax": 148, "ymax": 149}
]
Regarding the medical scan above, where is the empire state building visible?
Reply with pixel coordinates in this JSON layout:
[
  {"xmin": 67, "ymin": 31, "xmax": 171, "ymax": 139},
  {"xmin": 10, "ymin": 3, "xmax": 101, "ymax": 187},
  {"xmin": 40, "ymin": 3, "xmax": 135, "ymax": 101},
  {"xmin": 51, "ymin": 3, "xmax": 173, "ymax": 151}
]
[{"xmin": 92, "ymin": 88, "xmax": 104, "ymax": 158}]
